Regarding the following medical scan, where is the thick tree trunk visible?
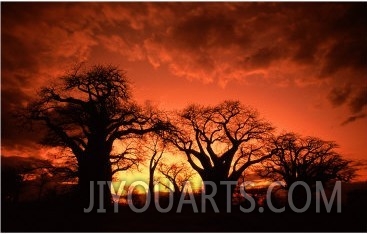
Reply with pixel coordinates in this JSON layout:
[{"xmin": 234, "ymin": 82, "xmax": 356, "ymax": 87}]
[
  {"xmin": 210, "ymin": 180, "xmax": 236, "ymax": 212},
  {"xmin": 201, "ymin": 171, "xmax": 237, "ymax": 212},
  {"xmin": 78, "ymin": 150, "xmax": 113, "ymax": 212},
  {"xmin": 148, "ymin": 170, "xmax": 155, "ymax": 208}
]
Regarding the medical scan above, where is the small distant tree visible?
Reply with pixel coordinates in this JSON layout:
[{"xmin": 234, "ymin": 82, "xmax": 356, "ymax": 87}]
[
  {"xmin": 258, "ymin": 132, "xmax": 356, "ymax": 189},
  {"xmin": 158, "ymin": 161, "xmax": 195, "ymax": 199},
  {"xmin": 139, "ymin": 133, "xmax": 166, "ymax": 202},
  {"xmin": 36, "ymin": 171, "xmax": 52, "ymax": 201},
  {"xmin": 22, "ymin": 64, "xmax": 169, "ymax": 209}
]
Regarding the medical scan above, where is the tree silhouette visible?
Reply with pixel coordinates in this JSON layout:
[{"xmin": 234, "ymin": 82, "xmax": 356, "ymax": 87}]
[
  {"xmin": 139, "ymin": 133, "xmax": 166, "ymax": 203},
  {"xmin": 158, "ymin": 161, "xmax": 195, "ymax": 200},
  {"xmin": 258, "ymin": 132, "xmax": 356, "ymax": 189},
  {"xmin": 36, "ymin": 171, "xmax": 52, "ymax": 201},
  {"xmin": 166, "ymin": 100, "xmax": 276, "ymax": 207},
  {"xmin": 1, "ymin": 156, "xmax": 61, "ymax": 203},
  {"xmin": 22, "ymin": 64, "xmax": 169, "ymax": 209},
  {"xmin": 1, "ymin": 167, "xmax": 24, "ymax": 203},
  {"xmin": 110, "ymin": 141, "xmax": 143, "ymax": 179}
]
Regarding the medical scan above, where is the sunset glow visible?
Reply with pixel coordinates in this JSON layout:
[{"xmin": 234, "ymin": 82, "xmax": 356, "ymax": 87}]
[{"xmin": 2, "ymin": 2, "xmax": 366, "ymax": 183}]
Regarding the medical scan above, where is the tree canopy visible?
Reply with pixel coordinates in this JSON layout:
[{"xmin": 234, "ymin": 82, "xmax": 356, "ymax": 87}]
[
  {"xmin": 258, "ymin": 132, "xmax": 356, "ymax": 188},
  {"xmin": 19, "ymin": 64, "xmax": 357, "ymax": 210},
  {"xmin": 166, "ymin": 100, "xmax": 275, "ymax": 183},
  {"xmin": 23, "ymin": 64, "xmax": 170, "ymax": 208}
]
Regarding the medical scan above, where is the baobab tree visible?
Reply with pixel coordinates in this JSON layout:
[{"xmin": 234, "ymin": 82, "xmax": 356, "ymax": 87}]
[
  {"xmin": 258, "ymin": 132, "xmax": 356, "ymax": 188},
  {"xmin": 166, "ymin": 100, "xmax": 276, "ymax": 207},
  {"xmin": 22, "ymin": 64, "xmax": 169, "ymax": 209}
]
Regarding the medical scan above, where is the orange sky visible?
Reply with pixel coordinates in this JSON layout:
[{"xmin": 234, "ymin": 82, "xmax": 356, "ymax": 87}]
[{"xmin": 1, "ymin": 2, "xmax": 366, "ymax": 181}]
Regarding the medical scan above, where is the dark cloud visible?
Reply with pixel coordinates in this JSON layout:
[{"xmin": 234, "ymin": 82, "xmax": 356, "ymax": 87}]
[
  {"xmin": 1, "ymin": 156, "xmax": 52, "ymax": 170},
  {"xmin": 0, "ymin": 86, "xmax": 45, "ymax": 153},
  {"xmin": 334, "ymin": 85, "xmax": 367, "ymax": 126},
  {"xmin": 1, "ymin": 3, "xmax": 101, "ymax": 154},
  {"xmin": 284, "ymin": 3, "xmax": 366, "ymax": 68},
  {"xmin": 168, "ymin": 12, "xmax": 242, "ymax": 51},
  {"xmin": 2, "ymin": 2, "xmax": 367, "ymax": 155},
  {"xmin": 351, "ymin": 159, "xmax": 367, "ymax": 180},
  {"xmin": 244, "ymin": 46, "xmax": 284, "ymax": 69},
  {"xmin": 321, "ymin": 40, "xmax": 367, "ymax": 77},
  {"xmin": 352, "ymin": 159, "xmax": 367, "ymax": 168},
  {"xmin": 1, "ymin": 34, "xmax": 40, "ymax": 75},
  {"xmin": 349, "ymin": 87, "xmax": 367, "ymax": 114},
  {"xmin": 328, "ymin": 84, "xmax": 352, "ymax": 107},
  {"xmin": 341, "ymin": 113, "xmax": 366, "ymax": 126},
  {"xmin": 3, "ymin": 2, "xmax": 365, "ymax": 80},
  {"xmin": 143, "ymin": 3, "xmax": 367, "ymax": 88}
]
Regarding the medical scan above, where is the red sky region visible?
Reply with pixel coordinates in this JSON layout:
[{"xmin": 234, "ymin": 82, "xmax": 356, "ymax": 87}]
[{"xmin": 1, "ymin": 2, "xmax": 367, "ymax": 181}]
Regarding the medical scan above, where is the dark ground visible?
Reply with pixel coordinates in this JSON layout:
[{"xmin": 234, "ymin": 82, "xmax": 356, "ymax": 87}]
[{"xmin": 2, "ymin": 195, "xmax": 367, "ymax": 232}]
